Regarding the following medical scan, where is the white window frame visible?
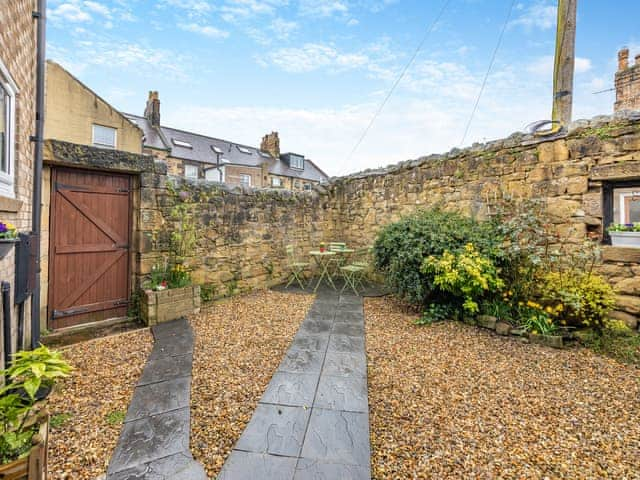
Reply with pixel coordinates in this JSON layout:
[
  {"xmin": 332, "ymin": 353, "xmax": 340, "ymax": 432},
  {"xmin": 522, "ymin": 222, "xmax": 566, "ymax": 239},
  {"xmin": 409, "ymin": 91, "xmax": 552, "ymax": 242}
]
[
  {"xmin": 290, "ymin": 155, "xmax": 304, "ymax": 169},
  {"xmin": 92, "ymin": 124, "xmax": 117, "ymax": 149},
  {"xmin": 205, "ymin": 166, "xmax": 224, "ymax": 183},
  {"xmin": 303, "ymin": 182, "xmax": 312, "ymax": 191},
  {"xmin": 0, "ymin": 59, "xmax": 17, "ymax": 199},
  {"xmin": 239, "ymin": 174, "xmax": 251, "ymax": 187},
  {"xmin": 184, "ymin": 164, "xmax": 199, "ymax": 179},
  {"xmin": 271, "ymin": 177, "xmax": 282, "ymax": 187},
  {"xmin": 619, "ymin": 191, "xmax": 640, "ymax": 223}
]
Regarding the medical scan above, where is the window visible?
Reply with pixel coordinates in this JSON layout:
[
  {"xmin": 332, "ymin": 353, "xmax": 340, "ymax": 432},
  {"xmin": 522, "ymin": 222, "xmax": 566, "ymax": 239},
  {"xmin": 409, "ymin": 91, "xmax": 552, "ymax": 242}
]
[
  {"xmin": 211, "ymin": 145, "xmax": 223, "ymax": 154},
  {"xmin": 0, "ymin": 63, "xmax": 16, "ymax": 198},
  {"xmin": 173, "ymin": 138, "xmax": 193, "ymax": 149},
  {"xmin": 239, "ymin": 174, "xmax": 251, "ymax": 187},
  {"xmin": 304, "ymin": 183, "xmax": 312, "ymax": 191},
  {"xmin": 271, "ymin": 177, "xmax": 282, "ymax": 187},
  {"xmin": 184, "ymin": 164, "xmax": 198, "ymax": 179},
  {"xmin": 289, "ymin": 154, "xmax": 304, "ymax": 169},
  {"xmin": 602, "ymin": 180, "xmax": 640, "ymax": 243},
  {"xmin": 92, "ymin": 124, "xmax": 117, "ymax": 149},
  {"xmin": 236, "ymin": 145, "xmax": 252, "ymax": 154},
  {"xmin": 294, "ymin": 180, "xmax": 301, "ymax": 190}
]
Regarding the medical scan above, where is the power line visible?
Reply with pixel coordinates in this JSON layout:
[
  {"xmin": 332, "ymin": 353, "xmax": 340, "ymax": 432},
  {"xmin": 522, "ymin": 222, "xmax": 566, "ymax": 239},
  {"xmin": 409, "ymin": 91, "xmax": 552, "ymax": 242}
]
[
  {"xmin": 345, "ymin": 0, "xmax": 453, "ymax": 165},
  {"xmin": 460, "ymin": 0, "xmax": 517, "ymax": 146}
]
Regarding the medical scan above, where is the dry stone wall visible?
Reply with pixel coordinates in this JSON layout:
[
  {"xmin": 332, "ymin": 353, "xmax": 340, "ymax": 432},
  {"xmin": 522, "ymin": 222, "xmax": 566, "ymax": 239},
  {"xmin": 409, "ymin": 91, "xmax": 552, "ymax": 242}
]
[{"xmin": 324, "ymin": 113, "xmax": 640, "ymax": 328}]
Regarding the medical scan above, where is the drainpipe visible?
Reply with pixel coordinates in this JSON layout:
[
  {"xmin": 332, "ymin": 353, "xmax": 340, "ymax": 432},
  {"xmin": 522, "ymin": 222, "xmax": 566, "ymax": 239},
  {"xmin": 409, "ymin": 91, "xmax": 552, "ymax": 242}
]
[{"xmin": 30, "ymin": 0, "xmax": 46, "ymax": 349}]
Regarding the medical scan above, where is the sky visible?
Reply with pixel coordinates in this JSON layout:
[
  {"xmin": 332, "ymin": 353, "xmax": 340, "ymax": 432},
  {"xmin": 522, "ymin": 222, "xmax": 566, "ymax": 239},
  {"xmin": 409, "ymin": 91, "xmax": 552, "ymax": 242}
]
[{"xmin": 46, "ymin": 0, "xmax": 640, "ymax": 177}]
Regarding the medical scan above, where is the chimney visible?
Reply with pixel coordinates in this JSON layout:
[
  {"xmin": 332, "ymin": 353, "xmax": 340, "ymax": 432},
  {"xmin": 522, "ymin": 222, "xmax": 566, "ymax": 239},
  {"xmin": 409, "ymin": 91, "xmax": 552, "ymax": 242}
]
[
  {"xmin": 618, "ymin": 48, "xmax": 629, "ymax": 71},
  {"xmin": 614, "ymin": 48, "xmax": 640, "ymax": 112},
  {"xmin": 144, "ymin": 91, "xmax": 161, "ymax": 127},
  {"xmin": 260, "ymin": 131, "xmax": 280, "ymax": 158}
]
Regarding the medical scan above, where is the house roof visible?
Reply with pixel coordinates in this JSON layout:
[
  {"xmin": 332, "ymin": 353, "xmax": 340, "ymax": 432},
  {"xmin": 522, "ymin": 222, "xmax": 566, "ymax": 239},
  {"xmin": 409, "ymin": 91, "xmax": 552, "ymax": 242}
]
[{"xmin": 124, "ymin": 113, "xmax": 328, "ymax": 182}]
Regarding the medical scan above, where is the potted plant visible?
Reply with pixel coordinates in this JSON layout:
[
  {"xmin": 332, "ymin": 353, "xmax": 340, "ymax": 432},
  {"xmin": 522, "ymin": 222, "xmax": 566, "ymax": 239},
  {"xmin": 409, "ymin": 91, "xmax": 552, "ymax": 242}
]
[
  {"xmin": 0, "ymin": 346, "xmax": 72, "ymax": 479},
  {"xmin": 319, "ymin": 242, "xmax": 326, "ymax": 253},
  {"xmin": 608, "ymin": 223, "xmax": 640, "ymax": 247},
  {"xmin": 0, "ymin": 221, "xmax": 18, "ymax": 259}
]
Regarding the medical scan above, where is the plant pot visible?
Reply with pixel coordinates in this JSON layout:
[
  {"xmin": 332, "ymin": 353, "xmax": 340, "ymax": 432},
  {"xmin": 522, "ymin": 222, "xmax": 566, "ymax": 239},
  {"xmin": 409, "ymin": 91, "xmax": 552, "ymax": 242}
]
[
  {"xmin": 609, "ymin": 231, "xmax": 640, "ymax": 248},
  {"xmin": 0, "ymin": 238, "xmax": 18, "ymax": 260},
  {"xmin": 0, "ymin": 416, "xmax": 48, "ymax": 480},
  {"xmin": 7, "ymin": 384, "xmax": 52, "ymax": 403}
]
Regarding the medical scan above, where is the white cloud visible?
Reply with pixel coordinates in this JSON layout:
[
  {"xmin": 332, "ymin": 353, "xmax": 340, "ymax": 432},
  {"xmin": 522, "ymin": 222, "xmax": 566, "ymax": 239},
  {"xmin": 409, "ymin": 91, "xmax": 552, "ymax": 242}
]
[
  {"xmin": 510, "ymin": 1, "xmax": 557, "ymax": 31},
  {"xmin": 83, "ymin": 1, "xmax": 110, "ymax": 17},
  {"xmin": 527, "ymin": 55, "xmax": 592, "ymax": 76},
  {"xmin": 219, "ymin": 0, "xmax": 287, "ymax": 23},
  {"xmin": 259, "ymin": 43, "xmax": 369, "ymax": 73},
  {"xmin": 347, "ymin": 18, "xmax": 359, "ymax": 27},
  {"xmin": 299, "ymin": 0, "xmax": 348, "ymax": 18},
  {"xmin": 179, "ymin": 23, "xmax": 230, "ymax": 38},
  {"xmin": 270, "ymin": 17, "xmax": 299, "ymax": 40},
  {"xmin": 49, "ymin": 2, "xmax": 92, "ymax": 22},
  {"xmin": 159, "ymin": 0, "xmax": 213, "ymax": 17}
]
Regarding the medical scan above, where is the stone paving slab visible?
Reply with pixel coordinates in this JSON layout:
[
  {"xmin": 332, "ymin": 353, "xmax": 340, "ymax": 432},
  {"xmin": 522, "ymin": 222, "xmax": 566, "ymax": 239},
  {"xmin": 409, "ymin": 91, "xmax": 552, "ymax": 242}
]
[
  {"xmin": 219, "ymin": 292, "xmax": 371, "ymax": 479},
  {"xmin": 107, "ymin": 318, "xmax": 206, "ymax": 480}
]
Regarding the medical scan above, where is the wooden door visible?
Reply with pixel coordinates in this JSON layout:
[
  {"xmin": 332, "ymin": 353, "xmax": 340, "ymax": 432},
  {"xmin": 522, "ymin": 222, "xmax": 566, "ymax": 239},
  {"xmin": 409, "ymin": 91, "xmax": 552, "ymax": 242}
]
[{"xmin": 48, "ymin": 168, "xmax": 132, "ymax": 329}]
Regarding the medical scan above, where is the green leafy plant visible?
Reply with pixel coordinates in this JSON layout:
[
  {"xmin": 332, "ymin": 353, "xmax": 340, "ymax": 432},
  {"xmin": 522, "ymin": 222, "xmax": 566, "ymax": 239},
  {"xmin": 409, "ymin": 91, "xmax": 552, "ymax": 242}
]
[
  {"xmin": 50, "ymin": 413, "xmax": 72, "ymax": 430},
  {"xmin": 480, "ymin": 298, "xmax": 513, "ymax": 321},
  {"xmin": 538, "ymin": 271, "xmax": 615, "ymax": 333},
  {"xmin": 0, "ymin": 221, "xmax": 17, "ymax": 240},
  {"xmin": 577, "ymin": 321, "xmax": 640, "ymax": 365},
  {"xmin": 518, "ymin": 303, "xmax": 558, "ymax": 336},
  {"xmin": 415, "ymin": 303, "xmax": 457, "ymax": 326},
  {"xmin": 200, "ymin": 283, "xmax": 217, "ymax": 303},
  {"xmin": 608, "ymin": 223, "xmax": 640, "ymax": 232},
  {"xmin": 373, "ymin": 208, "xmax": 504, "ymax": 307},
  {"xmin": 422, "ymin": 243, "xmax": 504, "ymax": 314},
  {"xmin": 106, "ymin": 410, "xmax": 126, "ymax": 425}
]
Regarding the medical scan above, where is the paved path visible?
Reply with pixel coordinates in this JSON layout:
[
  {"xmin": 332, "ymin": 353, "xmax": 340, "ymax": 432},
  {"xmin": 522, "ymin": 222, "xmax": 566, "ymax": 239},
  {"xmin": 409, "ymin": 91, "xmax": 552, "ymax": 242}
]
[
  {"xmin": 106, "ymin": 318, "xmax": 207, "ymax": 480},
  {"xmin": 219, "ymin": 290, "xmax": 371, "ymax": 480}
]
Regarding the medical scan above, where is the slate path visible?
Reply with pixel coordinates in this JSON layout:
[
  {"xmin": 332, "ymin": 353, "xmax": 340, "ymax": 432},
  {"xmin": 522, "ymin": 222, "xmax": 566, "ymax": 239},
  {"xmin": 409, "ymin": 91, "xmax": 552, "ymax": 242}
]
[
  {"xmin": 218, "ymin": 290, "xmax": 371, "ymax": 480},
  {"xmin": 106, "ymin": 318, "xmax": 207, "ymax": 480}
]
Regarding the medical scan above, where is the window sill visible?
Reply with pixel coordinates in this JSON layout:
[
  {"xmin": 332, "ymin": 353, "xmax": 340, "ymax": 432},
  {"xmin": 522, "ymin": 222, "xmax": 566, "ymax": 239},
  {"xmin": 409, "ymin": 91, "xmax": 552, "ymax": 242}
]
[
  {"xmin": 602, "ymin": 245, "xmax": 640, "ymax": 263},
  {"xmin": 0, "ymin": 195, "xmax": 22, "ymax": 213}
]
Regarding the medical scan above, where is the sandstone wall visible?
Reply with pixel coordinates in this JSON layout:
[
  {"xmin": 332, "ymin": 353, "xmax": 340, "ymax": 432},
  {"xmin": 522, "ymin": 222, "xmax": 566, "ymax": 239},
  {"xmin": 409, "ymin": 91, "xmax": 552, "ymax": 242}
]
[{"xmin": 325, "ymin": 113, "xmax": 640, "ymax": 328}]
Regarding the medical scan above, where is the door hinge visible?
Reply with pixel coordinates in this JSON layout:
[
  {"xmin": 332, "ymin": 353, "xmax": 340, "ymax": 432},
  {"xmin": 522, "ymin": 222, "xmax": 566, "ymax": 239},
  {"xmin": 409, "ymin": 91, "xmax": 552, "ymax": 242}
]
[{"xmin": 52, "ymin": 307, "xmax": 89, "ymax": 319}]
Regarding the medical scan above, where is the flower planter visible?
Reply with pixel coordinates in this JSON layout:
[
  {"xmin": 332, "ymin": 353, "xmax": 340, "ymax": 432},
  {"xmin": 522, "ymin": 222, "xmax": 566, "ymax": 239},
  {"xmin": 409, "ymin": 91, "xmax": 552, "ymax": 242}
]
[
  {"xmin": 0, "ymin": 417, "xmax": 48, "ymax": 480},
  {"xmin": 528, "ymin": 332, "xmax": 563, "ymax": 349},
  {"xmin": 609, "ymin": 231, "xmax": 640, "ymax": 248},
  {"xmin": 141, "ymin": 285, "xmax": 201, "ymax": 326},
  {"xmin": 0, "ymin": 238, "xmax": 18, "ymax": 260}
]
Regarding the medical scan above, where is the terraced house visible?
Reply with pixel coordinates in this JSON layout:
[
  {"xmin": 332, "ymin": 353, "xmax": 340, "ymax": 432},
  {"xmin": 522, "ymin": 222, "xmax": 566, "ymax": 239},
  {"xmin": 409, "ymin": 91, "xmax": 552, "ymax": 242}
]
[{"xmin": 126, "ymin": 92, "xmax": 329, "ymax": 190}]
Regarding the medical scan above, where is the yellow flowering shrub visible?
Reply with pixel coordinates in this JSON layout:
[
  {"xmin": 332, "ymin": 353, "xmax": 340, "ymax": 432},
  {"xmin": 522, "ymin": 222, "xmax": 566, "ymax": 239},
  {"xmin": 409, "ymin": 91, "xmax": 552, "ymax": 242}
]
[
  {"xmin": 539, "ymin": 271, "xmax": 615, "ymax": 332},
  {"xmin": 422, "ymin": 243, "xmax": 504, "ymax": 314}
]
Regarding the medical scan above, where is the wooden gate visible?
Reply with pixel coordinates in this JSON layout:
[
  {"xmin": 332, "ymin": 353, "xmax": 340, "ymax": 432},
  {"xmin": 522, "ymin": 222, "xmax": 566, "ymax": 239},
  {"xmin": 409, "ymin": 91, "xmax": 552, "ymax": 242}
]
[{"xmin": 48, "ymin": 168, "xmax": 132, "ymax": 329}]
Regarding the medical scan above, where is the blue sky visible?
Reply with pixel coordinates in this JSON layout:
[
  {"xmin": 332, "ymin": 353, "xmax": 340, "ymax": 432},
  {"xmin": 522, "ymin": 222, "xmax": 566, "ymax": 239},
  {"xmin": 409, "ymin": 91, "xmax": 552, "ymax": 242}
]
[{"xmin": 46, "ymin": 0, "xmax": 640, "ymax": 176}]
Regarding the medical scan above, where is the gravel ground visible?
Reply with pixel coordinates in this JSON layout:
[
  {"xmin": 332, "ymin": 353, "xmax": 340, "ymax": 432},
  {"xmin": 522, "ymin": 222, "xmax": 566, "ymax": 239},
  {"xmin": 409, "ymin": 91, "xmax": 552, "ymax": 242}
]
[
  {"xmin": 190, "ymin": 290, "xmax": 314, "ymax": 478},
  {"xmin": 47, "ymin": 328, "xmax": 153, "ymax": 480},
  {"xmin": 365, "ymin": 297, "xmax": 640, "ymax": 480}
]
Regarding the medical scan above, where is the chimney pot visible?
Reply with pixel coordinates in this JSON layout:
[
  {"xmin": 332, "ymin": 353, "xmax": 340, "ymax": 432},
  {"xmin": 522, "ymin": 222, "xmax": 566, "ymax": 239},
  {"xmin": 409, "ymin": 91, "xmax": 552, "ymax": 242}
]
[
  {"xmin": 144, "ymin": 91, "xmax": 161, "ymax": 128},
  {"xmin": 618, "ymin": 48, "xmax": 629, "ymax": 71}
]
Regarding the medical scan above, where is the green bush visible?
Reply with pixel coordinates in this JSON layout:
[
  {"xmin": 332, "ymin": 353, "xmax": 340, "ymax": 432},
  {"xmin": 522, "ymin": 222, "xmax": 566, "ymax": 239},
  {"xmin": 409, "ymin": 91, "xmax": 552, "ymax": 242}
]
[
  {"xmin": 422, "ymin": 243, "xmax": 504, "ymax": 314},
  {"xmin": 373, "ymin": 208, "xmax": 504, "ymax": 306},
  {"xmin": 539, "ymin": 271, "xmax": 615, "ymax": 333}
]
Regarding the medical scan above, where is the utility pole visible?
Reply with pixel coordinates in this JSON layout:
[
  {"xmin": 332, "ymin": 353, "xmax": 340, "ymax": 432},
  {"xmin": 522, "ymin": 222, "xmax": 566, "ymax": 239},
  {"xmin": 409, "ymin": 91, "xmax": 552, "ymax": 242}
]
[{"xmin": 551, "ymin": 0, "xmax": 577, "ymax": 130}]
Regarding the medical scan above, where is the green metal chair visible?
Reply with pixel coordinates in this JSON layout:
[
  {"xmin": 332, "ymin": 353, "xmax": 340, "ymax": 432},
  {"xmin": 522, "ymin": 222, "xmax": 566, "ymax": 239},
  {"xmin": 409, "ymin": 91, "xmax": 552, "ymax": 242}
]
[
  {"xmin": 328, "ymin": 242, "xmax": 348, "ymax": 274},
  {"xmin": 351, "ymin": 246, "xmax": 373, "ymax": 288},
  {"xmin": 339, "ymin": 263, "xmax": 366, "ymax": 295},
  {"xmin": 285, "ymin": 245, "xmax": 310, "ymax": 289}
]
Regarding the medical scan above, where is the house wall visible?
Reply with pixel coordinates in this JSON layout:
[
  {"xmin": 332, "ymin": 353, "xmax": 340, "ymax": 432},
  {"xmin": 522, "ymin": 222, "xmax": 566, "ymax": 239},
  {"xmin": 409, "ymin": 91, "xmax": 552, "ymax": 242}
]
[
  {"xmin": 324, "ymin": 113, "xmax": 640, "ymax": 329},
  {"xmin": 44, "ymin": 61, "xmax": 143, "ymax": 154},
  {"xmin": 0, "ymin": 1, "xmax": 37, "ymax": 357},
  {"xmin": 223, "ymin": 165, "xmax": 263, "ymax": 188}
]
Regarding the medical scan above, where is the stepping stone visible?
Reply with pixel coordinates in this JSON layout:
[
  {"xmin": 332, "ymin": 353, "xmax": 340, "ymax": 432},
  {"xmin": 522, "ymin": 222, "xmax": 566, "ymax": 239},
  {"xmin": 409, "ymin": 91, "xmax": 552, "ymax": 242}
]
[
  {"xmin": 292, "ymin": 334, "xmax": 329, "ymax": 351},
  {"xmin": 106, "ymin": 452, "xmax": 206, "ymax": 480},
  {"xmin": 314, "ymin": 375, "xmax": 368, "ymax": 413},
  {"xmin": 322, "ymin": 351, "xmax": 367, "ymax": 378},
  {"xmin": 299, "ymin": 319, "xmax": 333, "ymax": 335},
  {"xmin": 278, "ymin": 348, "xmax": 324, "ymax": 374},
  {"xmin": 125, "ymin": 377, "xmax": 191, "ymax": 422},
  {"xmin": 294, "ymin": 458, "xmax": 370, "ymax": 480},
  {"xmin": 332, "ymin": 322, "xmax": 365, "ymax": 337},
  {"xmin": 301, "ymin": 408, "xmax": 370, "ymax": 467},
  {"xmin": 261, "ymin": 372, "xmax": 319, "ymax": 407},
  {"xmin": 218, "ymin": 451, "xmax": 298, "ymax": 480},
  {"xmin": 137, "ymin": 354, "xmax": 192, "ymax": 386},
  {"xmin": 234, "ymin": 403, "xmax": 311, "ymax": 457},
  {"xmin": 328, "ymin": 334, "xmax": 365, "ymax": 354}
]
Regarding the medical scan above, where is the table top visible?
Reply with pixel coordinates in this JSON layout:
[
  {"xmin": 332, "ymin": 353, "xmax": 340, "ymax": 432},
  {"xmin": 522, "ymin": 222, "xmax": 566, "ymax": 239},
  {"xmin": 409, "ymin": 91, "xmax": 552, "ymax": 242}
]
[
  {"xmin": 333, "ymin": 248, "xmax": 355, "ymax": 253},
  {"xmin": 309, "ymin": 250, "xmax": 337, "ymax": 256}
]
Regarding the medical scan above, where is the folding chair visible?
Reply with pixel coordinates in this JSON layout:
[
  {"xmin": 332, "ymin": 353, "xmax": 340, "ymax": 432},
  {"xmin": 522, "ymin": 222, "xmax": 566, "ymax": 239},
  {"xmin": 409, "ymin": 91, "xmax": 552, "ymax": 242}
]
[{"xmin": 285, "ymin": 245, "xmax": 310, "ymax": 289}]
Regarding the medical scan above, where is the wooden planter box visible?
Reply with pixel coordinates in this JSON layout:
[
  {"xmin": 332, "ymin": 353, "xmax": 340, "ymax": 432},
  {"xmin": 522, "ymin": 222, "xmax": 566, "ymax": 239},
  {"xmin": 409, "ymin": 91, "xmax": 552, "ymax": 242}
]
[
  {"xmin": 0, "ymin": 418, "xmax": 48, "ymax": 480},
  {"xmin": 141, "ymin": 285, "xmax": 201, "ymax": 326}
]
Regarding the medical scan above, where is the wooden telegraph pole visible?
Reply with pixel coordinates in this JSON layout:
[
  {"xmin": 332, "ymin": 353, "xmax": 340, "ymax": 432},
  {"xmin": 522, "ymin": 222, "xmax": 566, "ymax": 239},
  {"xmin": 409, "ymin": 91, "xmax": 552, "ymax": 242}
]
[{"xmin": 551, "ymin": 0, "xmax": 577, "ymax": 130}]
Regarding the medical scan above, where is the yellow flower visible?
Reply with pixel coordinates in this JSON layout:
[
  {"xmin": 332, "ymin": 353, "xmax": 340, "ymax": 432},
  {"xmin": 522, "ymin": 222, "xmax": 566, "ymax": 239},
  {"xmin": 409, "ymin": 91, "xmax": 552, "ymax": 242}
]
[{"xmin": 545, "ymin": 306, "xmax": 553, "ymax": 314}]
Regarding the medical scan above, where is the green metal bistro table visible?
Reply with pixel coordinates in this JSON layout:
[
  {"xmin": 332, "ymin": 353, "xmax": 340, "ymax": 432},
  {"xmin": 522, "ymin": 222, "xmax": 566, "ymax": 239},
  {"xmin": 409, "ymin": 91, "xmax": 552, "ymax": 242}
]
[{"xmin": 309, "ymin": 250, "xmax": 337, "ymax": 292}]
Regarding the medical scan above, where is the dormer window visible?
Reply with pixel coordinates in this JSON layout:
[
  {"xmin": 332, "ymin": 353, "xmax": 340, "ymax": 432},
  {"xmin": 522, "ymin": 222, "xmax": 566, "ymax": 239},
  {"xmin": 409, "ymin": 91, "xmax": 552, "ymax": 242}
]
[
  {"xmin": 288, "ymin": 154, "xmax": 304, "ymax": 170},
  {"xmin": 173, "ymin": 138, "xmax": 193, "ymax": 149}
]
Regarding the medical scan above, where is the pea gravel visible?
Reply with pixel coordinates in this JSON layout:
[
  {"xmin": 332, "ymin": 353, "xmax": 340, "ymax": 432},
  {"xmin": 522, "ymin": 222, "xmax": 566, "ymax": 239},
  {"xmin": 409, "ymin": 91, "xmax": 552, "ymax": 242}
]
[
  {"xmin": 189, "ymin": 290, "xmax": 314, "ymax": 479},
  {"xmin": 47, "ymin": 328, "xmax": 153, "ymax": 480},
  {"xmin": 365, "ymin": 297, "xmax": 640, "ymax": 480}
]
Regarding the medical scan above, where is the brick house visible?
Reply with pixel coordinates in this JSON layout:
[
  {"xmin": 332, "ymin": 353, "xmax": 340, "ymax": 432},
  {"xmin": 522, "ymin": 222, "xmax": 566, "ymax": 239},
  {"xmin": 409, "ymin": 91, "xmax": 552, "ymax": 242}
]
[
  {"xmin": 0, "ymin": 1, "xmax": 45, "ymax": 359},
  {"xmin": 126, "ymin": 92, "xmax": 329, "ymax": 190}
]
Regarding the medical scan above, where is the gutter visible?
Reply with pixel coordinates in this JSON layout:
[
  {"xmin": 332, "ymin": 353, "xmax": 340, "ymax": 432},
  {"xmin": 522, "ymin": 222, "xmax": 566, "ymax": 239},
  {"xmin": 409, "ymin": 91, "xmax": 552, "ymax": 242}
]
[{"xmin": 30, "ymin": 0, "xmax": 46, "ymax": 349}]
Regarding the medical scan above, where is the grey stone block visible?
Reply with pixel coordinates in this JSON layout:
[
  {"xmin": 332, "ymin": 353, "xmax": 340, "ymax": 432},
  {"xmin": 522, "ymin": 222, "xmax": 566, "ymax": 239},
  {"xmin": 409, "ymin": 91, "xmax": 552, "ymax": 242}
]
[
  {"xmin": 125, "ymin": 377, "xmax": 191, "ymax": 423},
  {"xmin": 218, "ymin": 451, "xmax": 297, "ymax": 480},
  {"xmin": 332, "ymin": 322, "xmax": 365, "ymax": 337},
  {"xmin": 328, "ymin": 334, "xmax": 365, "ymax": 354},
  {"xmin": 301, "ymin": 409, "xmax": 370, "ymax": 467},
  {"xmin": 299, "ymin": 319, "xmax": 333, "ymax": 335},
  {"xmin": 107, "ymin": 408, "xmax": 191, "ymax": 474},
  {"xmin": 294, "ymin": 459, "xmax": 370, "ymax": 480},
  {"xmin": 151, "ymin": 318, "xmax": 190, "ymax": 340},
  {"xmin": 106, "ymin": 452, "xmax": 206, "ymax": 480},
  {"xmin": 292, "ymin": 334, "xmax": 329, "ymax": 351},
  {"xmin": 278, "ymin": 348, "xmax": 324, "ymax": 374},
  {"xmin": 322, "ymin": 351, "xmax": 366, "ymax": 378},
  {"xmin": 314, "ymin": 375, "xmax": 368, "ymax": 413},
  {"xmin": 261, "ymin": 372, "xmax": 319, "ymax": 407},
  {"xmin": 235, "ymin": 404, "xmax": 311, "ymax": 457},
  {"xmin": 137, "ymin": 354, "xmax": 192, "ymax": 386}
]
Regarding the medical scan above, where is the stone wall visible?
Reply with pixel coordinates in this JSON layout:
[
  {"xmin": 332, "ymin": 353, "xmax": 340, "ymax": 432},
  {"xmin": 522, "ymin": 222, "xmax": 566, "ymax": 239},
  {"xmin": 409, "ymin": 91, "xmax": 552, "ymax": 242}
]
[
  {"xmin": 325, "ymin": 113, "xmax": 640, "ymax": 328},
  {"xmin": 615, "ymin": 48, "xmax": 640, "ymax": 112}
]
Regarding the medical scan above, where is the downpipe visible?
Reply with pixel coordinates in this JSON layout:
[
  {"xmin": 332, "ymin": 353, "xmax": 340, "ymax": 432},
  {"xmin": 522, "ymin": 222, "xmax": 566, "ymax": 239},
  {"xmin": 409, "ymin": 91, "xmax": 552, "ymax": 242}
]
[{"xmin": 2, "ymin": 282, "xmax": 12, "ymax": 369}]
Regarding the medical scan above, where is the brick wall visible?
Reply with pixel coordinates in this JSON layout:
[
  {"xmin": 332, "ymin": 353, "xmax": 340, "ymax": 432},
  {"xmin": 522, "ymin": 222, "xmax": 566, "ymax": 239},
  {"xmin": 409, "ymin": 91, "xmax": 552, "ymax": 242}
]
[
  {"xmin": 615, "ymin": 48, "xmax": 640, "ymax": 112},
  {"xmin": 0, "ymin": 0, "xmax": 37, "ymax": 354}
]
